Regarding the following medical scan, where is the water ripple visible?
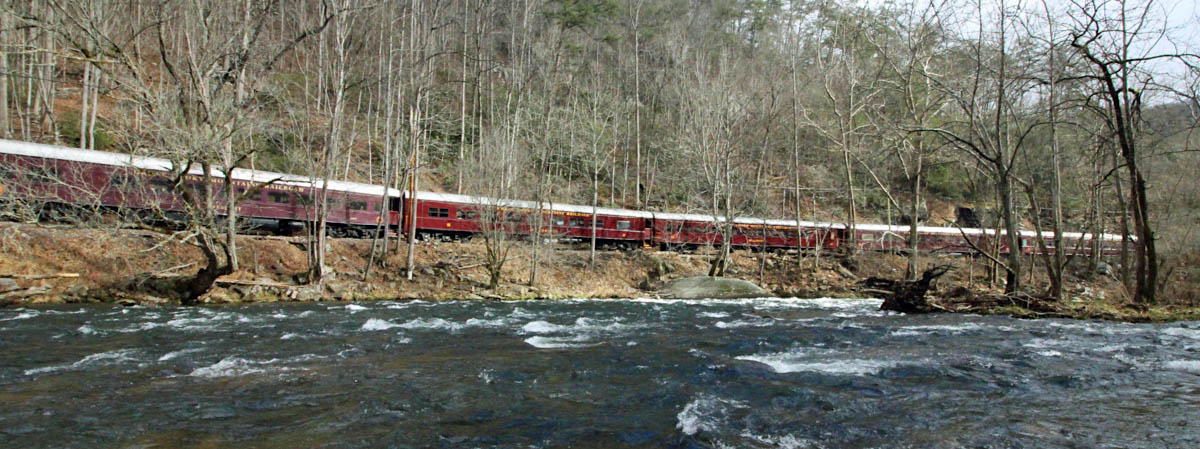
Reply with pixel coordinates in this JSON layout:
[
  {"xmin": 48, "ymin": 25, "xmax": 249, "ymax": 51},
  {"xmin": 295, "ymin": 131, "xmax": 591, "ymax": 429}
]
[{"xmin": 0, "ymin": 298, "xmax": 1197, "ymax": 448}]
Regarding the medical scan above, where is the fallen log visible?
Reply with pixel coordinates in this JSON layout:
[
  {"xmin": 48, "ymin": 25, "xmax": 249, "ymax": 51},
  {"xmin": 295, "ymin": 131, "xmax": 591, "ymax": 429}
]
[
  {"xmin": 1, "ymin": 273, "xmax": 80, "ymax": 280},
  {"xmin": 833, "ymin": 264, "xmax": 859, "ymax": 280},
  {"xmin": 214, "ymin": 278, "xmax": 293, "ymax": 288}
]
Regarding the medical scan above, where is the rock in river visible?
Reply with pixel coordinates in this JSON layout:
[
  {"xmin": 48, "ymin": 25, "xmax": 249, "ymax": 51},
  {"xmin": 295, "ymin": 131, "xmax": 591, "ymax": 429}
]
[{"xmin": 657, "ymin": 276, "xmax": 767, "ymax": 299}]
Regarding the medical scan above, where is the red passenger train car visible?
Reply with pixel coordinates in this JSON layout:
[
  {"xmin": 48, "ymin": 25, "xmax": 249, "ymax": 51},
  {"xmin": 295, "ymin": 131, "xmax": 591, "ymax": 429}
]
[
  {"xmin": 851, "ymin": 223, "xmax": 1124, "ymax": 256},
  {"xmin": 0, "ymin": 139, "xmax": 1127, "ymax": 259},
  {"xmin": 0, "ymin": 139, "xmax": 401, "ymax": 237},
  {"xmin": 852, "ymin": 224, "xmax": 999, "ymax": 254},
  {"xmin": 404, "ymin": 191, "xmax": 652, "ymax": 247},
  {"xmin": 649, "ymin": 213, "xmax": 843, "ymax": 251}
]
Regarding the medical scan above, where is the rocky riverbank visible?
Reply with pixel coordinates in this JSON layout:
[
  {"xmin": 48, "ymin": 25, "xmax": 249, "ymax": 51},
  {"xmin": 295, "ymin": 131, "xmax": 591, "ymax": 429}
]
[{"xmin": 1, "ymin": 223, "xmax": 1196, "ymax": 322}]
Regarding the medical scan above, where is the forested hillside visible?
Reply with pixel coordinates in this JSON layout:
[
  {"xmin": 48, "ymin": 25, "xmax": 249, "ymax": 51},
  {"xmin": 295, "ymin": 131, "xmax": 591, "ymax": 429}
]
[{"xmin": 1, "ymin": 0, "xmax": 1197, "ymax": 303}]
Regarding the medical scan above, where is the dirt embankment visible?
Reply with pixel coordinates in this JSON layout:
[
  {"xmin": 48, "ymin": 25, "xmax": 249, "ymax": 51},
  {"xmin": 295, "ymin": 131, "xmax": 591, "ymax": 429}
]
[{"xmin": 1, "ymin": 223, "xmax": 1196, "ymax": 322}]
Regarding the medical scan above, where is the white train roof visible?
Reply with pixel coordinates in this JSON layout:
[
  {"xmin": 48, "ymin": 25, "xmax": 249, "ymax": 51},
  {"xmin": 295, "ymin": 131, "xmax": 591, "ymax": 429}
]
[
  {"xmin": 411, "ymin": 191, "xmax": 655, "ymax": 218},
  {"xmin": 0, "ymin": 138, "xmax": 400, "ymax": 197},
  {"xmin": 852, "ymin": 222, "xmax": 1124, "ymax": 241},
  {"xmin": 650, "ymin": 212, "xmax": 718, "ymax": 222},
  {"xmin": 650, "ymin": 212, "xmax": 847, "ymax": 230}
]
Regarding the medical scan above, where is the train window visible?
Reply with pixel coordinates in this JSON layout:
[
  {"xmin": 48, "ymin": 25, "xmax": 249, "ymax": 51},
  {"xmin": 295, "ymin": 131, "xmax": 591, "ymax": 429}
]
[
  {"xmin": 552, "ymin": 217, "xmax": 566, "ymax": 227},
  {"xmin": 569, "ymin": 217, "xmax": 585, "ymax": 227},
  {"xmin": 294, "ymin": 193, "xmax": 312, "ymax": 205},
  {"xmin": 863, "ymin": 233, "xmax": 874, "ymax": 241},
  {"xmin": 347, "ymin": 201, "xmax": 367, "ymax": 211},
  {"xmin": 427, "ymin": 207, "xmax": 449, "ymax": 218},
  {"xmin": 149, "ymin": 178, "xmax": 174, "ymax": 193},
  {"xmin": 616, "ymin": 220, "xmax": 631, "ymax": 230},
  {"xmin": 267, "ymin": 191, "xmax": 290, "ymax": 204},
  {"xmin": 0, "ymin": 165, "xmax": 12, "ymax": 179},
  {"xmin": 456, "ymin": 209, "xmax": 477, "ymax": 220}
]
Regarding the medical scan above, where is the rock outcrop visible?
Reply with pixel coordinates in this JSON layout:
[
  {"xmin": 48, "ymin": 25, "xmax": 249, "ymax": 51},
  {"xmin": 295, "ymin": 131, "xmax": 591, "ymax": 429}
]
[{"xmin": 657, "ymin": 276, "xmax": 767, "ymax": 299}]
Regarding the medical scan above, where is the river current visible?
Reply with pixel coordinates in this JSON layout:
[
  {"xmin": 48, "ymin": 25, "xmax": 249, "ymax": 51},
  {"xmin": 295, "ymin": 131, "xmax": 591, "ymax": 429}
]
[{"xmin": 1, "ymin": 297, "xmax": 1198, "ymax": 448}]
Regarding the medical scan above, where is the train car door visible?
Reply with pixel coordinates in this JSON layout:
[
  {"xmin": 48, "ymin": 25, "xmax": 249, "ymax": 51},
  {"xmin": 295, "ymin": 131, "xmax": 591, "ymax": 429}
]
[{"xmin": 389, "ymin": 196, "xmax": 403, "ymax": 228}]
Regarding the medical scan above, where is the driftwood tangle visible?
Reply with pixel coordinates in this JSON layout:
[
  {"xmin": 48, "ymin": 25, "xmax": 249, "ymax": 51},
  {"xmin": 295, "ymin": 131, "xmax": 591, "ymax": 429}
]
[
  {"xmin": 864, "ymin": 266, "xmax": 1067, "ymax": 316},
  {"xmin": 871, "ymin": 265, "xmax": 954, "ymax": 313}
]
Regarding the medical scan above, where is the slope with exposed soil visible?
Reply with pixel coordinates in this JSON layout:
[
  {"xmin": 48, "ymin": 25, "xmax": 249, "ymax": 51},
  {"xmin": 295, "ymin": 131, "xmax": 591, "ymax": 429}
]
[{"xmin": 1, "ymin": 223, "xmax": 1196, "ymax": 321}]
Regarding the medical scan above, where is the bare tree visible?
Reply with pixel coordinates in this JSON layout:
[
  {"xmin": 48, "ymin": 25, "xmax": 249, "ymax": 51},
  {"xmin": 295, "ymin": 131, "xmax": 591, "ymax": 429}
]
[
  {"xmin": 463, "ymin": 123, "xmax": 526, "ymax": 289},
  {"xmin": 305, "ymin": 0, "xmax": 365, "ymax": 285},
  {"xmin": 917, "ymin": 0, "xmax": 1042, "ymax": 294},
  {"xmin": 1012, "ymin": 0, "xmax": 1077, "ymax": 299},
  {"xmin": 38, "ymin": 0, "xmax": 334, "ymax": 302},
  {"xmin": 797, "ymin": 4, "xmax": 885, "ymax": 258},
  {"xmin": 677, "ymin": 50, "xmax": 753, "ymax": 276},
  {"xmin": 869, "ymin": 0, "xmax": 953, "ymax": 279},
  {"xmin": 1067, "ymin": 0, "xmax": 1200, "ymax": 303}
]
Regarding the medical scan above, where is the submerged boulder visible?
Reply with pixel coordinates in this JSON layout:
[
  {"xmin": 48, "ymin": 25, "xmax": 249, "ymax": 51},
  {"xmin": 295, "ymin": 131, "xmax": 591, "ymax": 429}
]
[{"xmin": 657, "ymin": 276, "xmax": 768, "ymax": 299}]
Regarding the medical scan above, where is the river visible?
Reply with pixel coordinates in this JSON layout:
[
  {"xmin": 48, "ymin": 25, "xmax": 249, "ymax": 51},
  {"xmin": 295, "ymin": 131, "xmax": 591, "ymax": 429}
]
[{"xmin": 1, "ymin": 297, "xmax": 1198, "ymax": 448}]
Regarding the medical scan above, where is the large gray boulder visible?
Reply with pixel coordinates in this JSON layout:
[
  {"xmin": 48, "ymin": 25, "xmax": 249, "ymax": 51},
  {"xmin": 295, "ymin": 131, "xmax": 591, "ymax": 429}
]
[{"xmin": 657, "ymin": 276, "xmax": 768, "ymax": 299}]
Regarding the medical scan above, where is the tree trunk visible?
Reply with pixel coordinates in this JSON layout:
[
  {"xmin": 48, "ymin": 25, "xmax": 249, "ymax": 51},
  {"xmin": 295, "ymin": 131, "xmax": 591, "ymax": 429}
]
[
  {"xmin": 632, "ymin": 0, "xmax": 643, "ymax": 207},
  {"xmin": 0, "ymin": 10, "xmax": 8, "ymax": 138},
  {"xmin": 79, "ymin": 64, "xmax": 90, "ymax": 149},
  {"xmin": 88, "ymin": 67, "xmax": 100, "ymax": 150},
  {"xmin": 590, "ymin": 166, "xmax": 599, "ymax": 267},
  {"xmin": 1129, "ymin": 167, "xmax": 1157, "ymax": 303},
  {"xmin": 843, "ymin": 146, "xmax": 858, "ymax": 257},
  {"xmin": 185, "ymin": 237, "xmax": 231, "ymax": 305},
  {"xmin": 1106, "ymin": 147, "xmax": 1130, "ymax": 288},
  {"xmin": 457, "ymin": 0, "xmax": 468, "ymax": 194},
  {"xmin": 406, "ymin": 105, "xmax": 420, "ymax": 280},
  {"xmin": 1088, "ymin": 155, "xmax": 1102, "ymax": 275},
  {"xmin": 906, "ymin": 166, "xmax": 921, "ymax": 280},
  {"xmin": 225, "ymin": 170, "xmax": 239, "ymax": 272},
  {"xmin": 998, "ymin": 174, "xmax": 1021, "ymax": 293}
]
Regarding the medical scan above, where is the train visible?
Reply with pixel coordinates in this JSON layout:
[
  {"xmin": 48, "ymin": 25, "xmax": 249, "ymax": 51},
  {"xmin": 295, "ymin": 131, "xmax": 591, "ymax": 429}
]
[{"xmin": 0, "ymin": 138, "xmax": 1125, "ymax": 257}]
